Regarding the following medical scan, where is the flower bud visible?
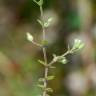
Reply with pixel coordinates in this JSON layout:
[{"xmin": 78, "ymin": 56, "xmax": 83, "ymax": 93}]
[
  {"xmin": 72, "ymin": 39, "xmax": 84, "ymax": 50},
  {"xmin": 26, "ymin": 32, "xmax": 33, "ymax": 42}
]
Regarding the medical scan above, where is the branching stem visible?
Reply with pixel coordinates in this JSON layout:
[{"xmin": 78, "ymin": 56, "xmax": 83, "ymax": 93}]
[
  {"xmin": 48, "ymin": 50, "xmax": 72, "ymax": 66},
  {"xmin": 29, "ymin": 1, "xmax": 84, "ymax": 96}
]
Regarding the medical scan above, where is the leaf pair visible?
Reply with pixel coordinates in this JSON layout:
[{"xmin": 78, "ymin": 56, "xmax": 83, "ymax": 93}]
[
  {"xmin": 37, "ymin": 84, "xmax": 53, "ymax": 92},
  {"xmin": 33, "ymin": 0, "xmax": 43, "ymax": 6},
  {"xmin": 38, "ymin": 76, "xmax": 55, "ymax": 82},
  {"xmin": 37, "ymin": 18, "xmax": 53, "ymax": 28}
]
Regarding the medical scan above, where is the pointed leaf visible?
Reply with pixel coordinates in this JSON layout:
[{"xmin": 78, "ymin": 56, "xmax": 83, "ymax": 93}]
[
  {"xmin": 38, "ymin": 60, "xmax": 46, "ymax": 66},
  {"xmin": 44, "ymin": 17, "xmax": 53, "ymax": 28},
  {"xmin": 37, "ymin": 84, "xmax": 45, "ymax": 89},
  {"xmin": 60, "ymin": 58, "xmax": 67, "ymax": 64},
  {"xmin": 33, "ymin": 0, "xmax": 39, "ymax": 5},
  {"xmin": 46, "ymin": 88, "xmax": 53, "ymax": 92},
  {"xmin": 46, "ymin": 76, "xmax": 55, "ymax": 80},
  {"xmin": 37, "ymin": 19, "xmax": 43, "ymax": 27},
  {"xmin": 48, "ymin": 17, "xmax": 53, "ymax": 22},
  {"xmin": 33, "ymin": 0, "xmax": 43, "ymax": 6},
  {"xmin": 38, "ymin": 78, "xmax": 45, "ymax": 82}
]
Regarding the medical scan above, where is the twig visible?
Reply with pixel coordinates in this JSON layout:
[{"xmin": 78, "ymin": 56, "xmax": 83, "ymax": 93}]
[
  {"xmin": 48, "ymin": 50, "xmax": 72, "ymax": 66},
  {"xmin": 32, "ymin": 41, "xmax": 42, "ymax": 47},
  {"xmin": 40, "ymin": 5, "xmax": 49, "ymax": 96}
]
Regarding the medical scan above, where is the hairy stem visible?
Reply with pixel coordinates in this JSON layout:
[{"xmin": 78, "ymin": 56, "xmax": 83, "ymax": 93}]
[{"xmin": 40, "ymin": 5, "xmax": 49, "ymax": 96}]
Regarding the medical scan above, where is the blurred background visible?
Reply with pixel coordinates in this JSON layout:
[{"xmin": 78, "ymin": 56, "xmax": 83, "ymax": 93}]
[{"xmin": 0, "ymin": 0, "xmax": 96, "ymax": 96}]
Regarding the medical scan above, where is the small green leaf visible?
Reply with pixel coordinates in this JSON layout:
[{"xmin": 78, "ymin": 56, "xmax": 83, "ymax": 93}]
[
  {"xmin": 48, "ymin": 18, "xmax": 53, "ymax": 22},
  {"xmin": 60, "ymin": 58, "xmax": 67, "ymax": 64},
  {"xmin": 46, "ymin": 76, "xmax": 55, "ymax": 80},
  {"xmin": 38, "ymin": 60, "xmax": 45, "ymax": 66},
  {"xmin": 37, "ymin": 19, "xmax": 43, "ymax": 27},
  {"xmin": 38, "ymin": 78, "xmax": 45, "ymax": 82},
  {"xmin": 37, "ymin": 84, "xmax": 45, "ymax": 88},
  {"xmin": 33, "ymin": 0, "xmax": 39, "ymax": 5},
  {"xmin": 26, "ymin": 32, "xmax": 33, "ymax": 42},
  {"xmin": 44, "ymin": 17, "xmax": 53, "ymax": 28},
  {"xmin": 33, "ymin": 0, "xmax": 43, "ymax": 6},
  {"xmin": 58, "ymin": 57, "xmax": 67, "ymax": 64},
  {"xmin": 46, "ymin": 88, "xmax": 53, "ymax": 92}
]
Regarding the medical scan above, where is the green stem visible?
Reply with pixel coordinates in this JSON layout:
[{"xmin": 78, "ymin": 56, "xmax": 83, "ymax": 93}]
[{"xmin": 40, "ymin": 5, "xmax": 49, "ymax": 96}]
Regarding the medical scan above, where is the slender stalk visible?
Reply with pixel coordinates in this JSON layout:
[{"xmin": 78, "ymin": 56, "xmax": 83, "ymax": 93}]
[
  {"xmin": 29, "ymin": 1, "xmax": 84, "ymax": 96},
  {"xmin": 40, "ymin": 5, "xmax": 49, "ymax": 96},
  {"xmin": 32, "ymin": 41, "xmax": 42, "ymax": 47}
]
